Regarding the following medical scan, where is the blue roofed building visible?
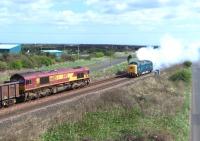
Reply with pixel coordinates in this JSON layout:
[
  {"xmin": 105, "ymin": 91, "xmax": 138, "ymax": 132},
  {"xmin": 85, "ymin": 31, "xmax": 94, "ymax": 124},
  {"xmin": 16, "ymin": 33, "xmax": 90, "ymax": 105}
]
[
  {"xmin": 41, "ymin": 50, "xmax": 63, "ymax": 58},
  {"xmin": 0, "ymin": 44, "xmax": 21, "ymax": 54}
]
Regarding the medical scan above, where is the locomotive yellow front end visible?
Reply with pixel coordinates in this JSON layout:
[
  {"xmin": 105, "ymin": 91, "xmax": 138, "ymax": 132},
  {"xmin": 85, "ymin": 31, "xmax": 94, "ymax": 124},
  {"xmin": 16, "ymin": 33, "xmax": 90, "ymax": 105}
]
[{"xmin": 128, "ymin": 64, "xmax": 137, "ymax": 77}]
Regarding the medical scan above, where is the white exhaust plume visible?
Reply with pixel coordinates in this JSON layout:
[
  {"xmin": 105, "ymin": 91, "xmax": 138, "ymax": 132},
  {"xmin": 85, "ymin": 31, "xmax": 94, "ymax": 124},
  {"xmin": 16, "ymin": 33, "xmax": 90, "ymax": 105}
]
[{"xmin": 136, "ymin": 35, "xmax": 200, "ymax": 70}]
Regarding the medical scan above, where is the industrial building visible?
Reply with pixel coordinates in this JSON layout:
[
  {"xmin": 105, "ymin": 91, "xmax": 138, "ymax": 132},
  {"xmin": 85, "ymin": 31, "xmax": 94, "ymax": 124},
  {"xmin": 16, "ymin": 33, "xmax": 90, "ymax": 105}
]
[
  {"xmin": 41, "ymin": 50, "xmax": 63, "ymax": 57},
  {"xmin": 0, "ymin": 44, "xmax": 21, "ymax": 54}
]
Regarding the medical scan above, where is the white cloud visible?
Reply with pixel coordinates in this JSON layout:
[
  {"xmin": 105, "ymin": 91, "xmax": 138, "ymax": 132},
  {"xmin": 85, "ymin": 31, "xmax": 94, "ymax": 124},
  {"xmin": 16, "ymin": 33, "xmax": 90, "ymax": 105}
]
[
  {"xmin": 0, "ymin": 0, "xmax": 199, "ymax": 35},
  {"xmin": 85, "ymin": 0, "xmax": 99, "ymax": 5},
  {"xmin": 115, "ymin": 3, "xmax": 128, "ymax": 11}
]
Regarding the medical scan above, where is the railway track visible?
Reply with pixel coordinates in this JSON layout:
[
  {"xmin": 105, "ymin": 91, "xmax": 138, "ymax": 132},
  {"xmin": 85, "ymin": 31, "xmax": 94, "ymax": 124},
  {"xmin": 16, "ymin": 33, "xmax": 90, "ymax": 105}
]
[{"xmin": 0, "ymin": 73, "xmax": 153, "ymax": 121}]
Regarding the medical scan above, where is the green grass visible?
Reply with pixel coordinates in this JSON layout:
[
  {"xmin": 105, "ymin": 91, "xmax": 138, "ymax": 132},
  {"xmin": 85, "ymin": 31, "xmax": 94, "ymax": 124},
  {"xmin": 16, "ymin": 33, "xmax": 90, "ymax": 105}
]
[
  {"xmin": 42, "ymin": 92, "xmax": 190, "ymax": 141},
  {"xmin": 155, "ymin": 86, "xmax": 190, "ymax": 141},
  {"xmin": 90, "ymin": 62, "xmax": 127, "ymax": 80},
  {"xmin": 37, "ymin": 57, "xmax": 108, "ymax": 71},
  {"xmin": 169, "ymin": 68, "xmax": 192, "ymax": 83},
  {"xmin": 42, "ymin": 68, "xmax": 191, "ymax": 141}
]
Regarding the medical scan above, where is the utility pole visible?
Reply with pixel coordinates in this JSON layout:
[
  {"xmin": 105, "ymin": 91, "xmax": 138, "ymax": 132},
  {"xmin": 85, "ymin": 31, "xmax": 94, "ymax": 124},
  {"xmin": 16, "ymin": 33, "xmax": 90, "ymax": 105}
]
[
  {"xmin": 77, "ymin": 44, "xmax": 80, "ymax": 60},
  {"xmin": 110, "ymin": 45, "xmax": 112, "ymax": 66}
]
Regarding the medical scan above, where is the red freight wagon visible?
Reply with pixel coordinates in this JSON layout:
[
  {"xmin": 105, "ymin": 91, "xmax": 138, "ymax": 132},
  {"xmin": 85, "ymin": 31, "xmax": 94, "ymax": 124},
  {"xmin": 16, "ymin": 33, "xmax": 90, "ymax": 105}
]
[{"xmin": 0, "ymin": 82, "xmax": 20, "ymax": 106}]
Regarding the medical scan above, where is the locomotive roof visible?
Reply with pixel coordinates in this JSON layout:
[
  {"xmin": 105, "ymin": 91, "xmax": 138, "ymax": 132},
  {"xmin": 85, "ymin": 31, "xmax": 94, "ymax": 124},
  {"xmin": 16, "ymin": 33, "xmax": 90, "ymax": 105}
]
[
  {"xmin": 129, "ymin": 59, "xmax": 152, "ymax": 65},
  {"xmin": 11, "ymin": 66, "xmax": 89, "ymax": 80}
]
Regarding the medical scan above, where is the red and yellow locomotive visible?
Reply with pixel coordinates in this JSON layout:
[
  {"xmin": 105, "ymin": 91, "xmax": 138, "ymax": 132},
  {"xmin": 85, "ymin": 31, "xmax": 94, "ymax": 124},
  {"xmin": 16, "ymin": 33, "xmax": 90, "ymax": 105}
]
[{"xmin": 0, "ymin": 66, "xmax": 90, "ymax": 106}]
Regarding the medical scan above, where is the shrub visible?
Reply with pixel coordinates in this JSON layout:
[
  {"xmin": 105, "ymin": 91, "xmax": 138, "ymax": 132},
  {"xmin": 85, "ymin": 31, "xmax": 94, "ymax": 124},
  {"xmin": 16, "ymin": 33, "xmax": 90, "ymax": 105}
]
[
  {"xmin": 31, "ymin": 55, "xmax": 42, "ymax": 67},
  {"xmin": 104, "ymin": 50, "xmax": 115, "ymax": 57},
  {"xmin": 0, "ymin": 61, "xmax": 8, "ymax": 71},
  {"xmin": 169, "ymin": 69, "xmax": 191, "ymax": 83},
  {"xmin": 32, "ymin": 55, "xmax": 54, "ymax": 67},
  {"xmin": 61, "ymin": 54, "xmax": 76, "ymax": 62},
  {"xmin": 44, "ymin": 53, "xmax": 57, "ymax": 59},
  {"xmin": 95, "ymin": 52, "xmax": 104, "ymax": 58},
  {"xmin": 39, "ymin": 56, "xmax": 54, "ymax": 66},
  {"xmin": 127, "ymin": 55, "xmax": 132, "ymax": 63},
  {"xmin": 1, "ymin": 53, "xmax": 20, "ymax": 62},
  {"xmin": 9, "ymin": 60, "xmax": 23, "ymax": 70},
  {"xmin": 21, "ymin": 55, "xmax": 35, "ymax": 68},
  {"xmin": 80, "ymin": 55, "xmax": 91, "ymax": 60},
  {"xmin": 183, "ymin": 61, "xmax": 192, "ymax": 68}
]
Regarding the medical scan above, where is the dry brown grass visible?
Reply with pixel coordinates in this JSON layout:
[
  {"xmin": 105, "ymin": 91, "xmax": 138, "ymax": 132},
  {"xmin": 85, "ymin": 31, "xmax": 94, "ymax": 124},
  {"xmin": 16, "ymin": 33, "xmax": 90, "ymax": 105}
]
[
  {"xmin": 97, "ymin": 71, "xmax": 185, "ymax": 117},
  {"xmin": 127, "ymin": 76, "xmax": 184, "ymax": 116}
]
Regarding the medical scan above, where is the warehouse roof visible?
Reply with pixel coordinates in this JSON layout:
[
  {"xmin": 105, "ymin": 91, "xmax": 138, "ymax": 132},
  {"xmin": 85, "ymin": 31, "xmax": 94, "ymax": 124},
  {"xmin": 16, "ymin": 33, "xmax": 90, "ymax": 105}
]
[
  {"xmin": 41, "ymin": 50, "xmax": 63, "ymax": 53},
  {"xmin": 0, "ymin": 44, "xmax": 20, "ymax": 49}
]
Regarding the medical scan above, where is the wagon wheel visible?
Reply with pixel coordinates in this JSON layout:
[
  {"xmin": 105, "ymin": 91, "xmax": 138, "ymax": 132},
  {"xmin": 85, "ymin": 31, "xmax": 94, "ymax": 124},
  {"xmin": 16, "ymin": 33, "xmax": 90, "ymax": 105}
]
[
  {"xmin": 25, "ymin": 93, "xmax": 31, "ymax": 101},
  {"xmin": 2, "ymin": 96, "xmax": 9, "ymax": 107},
  {"xmin": 51, "ymin": 87, "xmax": 57, "ymax": 94}
]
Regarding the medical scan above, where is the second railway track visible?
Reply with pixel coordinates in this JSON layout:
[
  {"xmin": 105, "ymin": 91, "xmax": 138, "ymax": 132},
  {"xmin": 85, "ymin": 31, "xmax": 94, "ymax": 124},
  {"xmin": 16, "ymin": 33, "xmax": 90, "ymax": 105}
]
[{"xmin": 0, "ymin": 73, "xmax": 153, "ymax": 121}]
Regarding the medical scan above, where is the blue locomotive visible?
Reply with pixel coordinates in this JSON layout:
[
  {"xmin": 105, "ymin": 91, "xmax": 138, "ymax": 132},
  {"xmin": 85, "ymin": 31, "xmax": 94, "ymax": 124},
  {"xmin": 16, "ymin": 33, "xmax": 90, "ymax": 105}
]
[{"xmin": 128, "ymin": 59, "xmax": 153, "ymax": 77}]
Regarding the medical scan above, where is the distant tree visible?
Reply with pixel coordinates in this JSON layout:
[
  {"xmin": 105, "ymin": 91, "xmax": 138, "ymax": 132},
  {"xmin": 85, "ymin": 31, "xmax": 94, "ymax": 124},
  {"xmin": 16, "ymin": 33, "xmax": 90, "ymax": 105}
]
[
  {"xmin": 183, "ymin": 61, "xmax": 192, "ymax": 68},
  {"xmin": 127, "ymin": 55, "xmax": 132, "ymax": 63}
]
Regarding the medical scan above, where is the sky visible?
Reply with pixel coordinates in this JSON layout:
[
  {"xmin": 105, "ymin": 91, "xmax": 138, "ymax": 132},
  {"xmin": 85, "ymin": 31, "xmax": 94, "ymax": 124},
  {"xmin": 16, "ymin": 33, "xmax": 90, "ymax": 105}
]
[{"xmin": 0, "ymin": 0, "xmax": 199, "ymax": 45}]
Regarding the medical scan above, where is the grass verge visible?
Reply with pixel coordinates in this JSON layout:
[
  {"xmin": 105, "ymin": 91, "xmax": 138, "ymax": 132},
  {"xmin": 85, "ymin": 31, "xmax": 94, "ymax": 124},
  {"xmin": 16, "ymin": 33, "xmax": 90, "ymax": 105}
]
[
  {"xmin": 37, "ymin": 57, "xmax": 108, "ymax": 71},
  {"xmin": 90, "ymin": 62, "xmax": 127, "ymax": 81}
]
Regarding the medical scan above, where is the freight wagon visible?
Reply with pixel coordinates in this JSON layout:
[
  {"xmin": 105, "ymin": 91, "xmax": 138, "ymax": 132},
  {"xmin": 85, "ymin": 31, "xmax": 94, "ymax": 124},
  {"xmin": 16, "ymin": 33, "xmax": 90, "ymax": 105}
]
[
  {"xmin": 128, "ymin": 60, "xmax": 153, "ymax": 77},
  {"xmin": 0, "ymin": 82, "xmax": 19, "ymax": 107}
]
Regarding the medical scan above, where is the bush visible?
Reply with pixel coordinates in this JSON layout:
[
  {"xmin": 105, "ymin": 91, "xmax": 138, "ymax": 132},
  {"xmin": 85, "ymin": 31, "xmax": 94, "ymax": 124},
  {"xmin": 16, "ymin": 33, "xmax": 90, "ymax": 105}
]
[
  {"xmin": 169, "ymin": 69, "xmax": 191, "ymax": 83},
  {"xmin": 21, "ymin": 55, "xmax": 35, "ymax": 68},
  {"xmin": 80, "ymin": 55, "xmax": 91, "ymax": 60},
  {"xmin": 61, "ymin": 54, "xmax": 76, "ymax": 62},
  {"xmin": 44, "ymin": 53, "xmax": 57, "ymax": 59},
  {"xmin": 1, "ymin": 53, "xmax": 20, "ymax": 62},
  {"xmin": 95, "ymin": 52, "xmax": 104, "ymax": 58},
  {"xmin": 40, "ymin": 56, "xmax": 54, "ymax": 66},
  {"xmin": 127, "ymin": 55, "xmax": 132, "ymax": 63},
  {"xmin": 0, "ymin": 61, "xmax": 8, "ymax": 71},
  {"xmin": 183, "ymin": 61, "xmax": 192, "ymax": 68},
  {"xmin": 104, "ymin": 50, "xmax": 115, "ymax": 57},
  {"xmin": 32, "ymin": 55, "xmax": 54, "ymax": 67},
  {"xmin": 9, "ymin": 60, "xmax": 23, "ymax": 70}
]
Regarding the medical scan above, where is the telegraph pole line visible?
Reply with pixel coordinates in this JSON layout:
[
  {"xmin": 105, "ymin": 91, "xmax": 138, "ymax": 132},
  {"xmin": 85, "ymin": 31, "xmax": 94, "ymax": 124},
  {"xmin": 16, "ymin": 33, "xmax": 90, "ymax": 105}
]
[
  {"xmin": 110, "ymin": 45, "xmax": 112, "ymax": 66},
  {"xmin": 77, "ymin": 44, "xmax": 80, "ymax": 60}
]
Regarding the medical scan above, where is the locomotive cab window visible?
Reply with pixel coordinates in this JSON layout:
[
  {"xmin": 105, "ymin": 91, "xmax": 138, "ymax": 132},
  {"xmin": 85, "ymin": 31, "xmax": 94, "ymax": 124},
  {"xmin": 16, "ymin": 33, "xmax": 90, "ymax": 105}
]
[
  {"xmin": 26, "ymin": 80, "xmax": 32, "ymax": 85},
  {"xmin": 40, "ymin": 76, "xmax": 49, "ymax": 85},
  {"xmin": 77, "ymin": 73, "xmax": 84, "ymax": 79}
]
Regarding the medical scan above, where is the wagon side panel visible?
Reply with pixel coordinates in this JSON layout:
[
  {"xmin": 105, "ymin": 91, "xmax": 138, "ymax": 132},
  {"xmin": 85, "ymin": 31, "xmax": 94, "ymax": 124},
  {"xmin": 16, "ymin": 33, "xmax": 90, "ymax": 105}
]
[
  {"xmin": 9, "ymin": 83, "xmax": 20, "ymax": 99},
  {"xmin": 0, "ymin": 86, "xmax": 2, "ymax": 106},
  {"xmin": 1, "ymin": 85, "xmax": 9, "ymax": 100}
]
